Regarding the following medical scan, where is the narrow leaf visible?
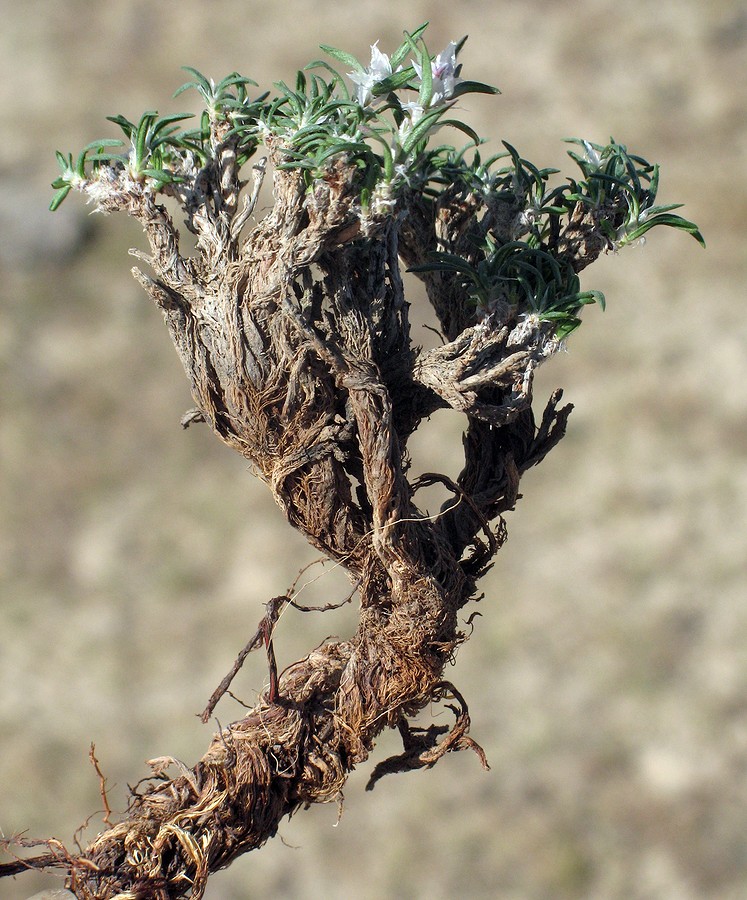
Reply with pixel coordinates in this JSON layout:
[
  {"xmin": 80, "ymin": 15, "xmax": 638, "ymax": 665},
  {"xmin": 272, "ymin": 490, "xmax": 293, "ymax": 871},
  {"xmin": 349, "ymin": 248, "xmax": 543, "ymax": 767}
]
[
  {"xmin": 319, "ymin": 45, "xmax": 365, "ymax": 74},
  {"xmin": 49, "ymin": 184, "xmax": 72, "ymax": 211},
  {"xmin": 450, "ymin": 80, "xmax": 500, "ymax": 98}
]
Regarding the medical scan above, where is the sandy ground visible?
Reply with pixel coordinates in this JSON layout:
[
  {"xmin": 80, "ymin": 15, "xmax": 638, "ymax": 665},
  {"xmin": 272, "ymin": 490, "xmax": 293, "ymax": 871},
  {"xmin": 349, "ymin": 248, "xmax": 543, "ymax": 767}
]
[{"xmin": 1, "ymin": 1, "xmax": 746, "ymax": 897}]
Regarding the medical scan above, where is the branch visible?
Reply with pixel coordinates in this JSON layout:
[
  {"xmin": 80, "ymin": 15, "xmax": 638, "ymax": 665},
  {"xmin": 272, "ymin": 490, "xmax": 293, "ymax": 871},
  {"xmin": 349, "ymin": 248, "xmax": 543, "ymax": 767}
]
[
  {"xmin": 199, "ymin": 595, "xmax": 288, "ymax": 722},
  {"xmin": 412, "ymin": 314, "xmax": 561, "ymax": 426}
]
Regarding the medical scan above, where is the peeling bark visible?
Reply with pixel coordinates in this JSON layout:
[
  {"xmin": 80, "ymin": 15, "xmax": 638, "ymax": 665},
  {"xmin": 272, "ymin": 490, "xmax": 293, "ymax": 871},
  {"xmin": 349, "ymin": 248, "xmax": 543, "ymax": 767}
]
[{"xmin": 2, "ymin": 143, "xmax": 585, "ymax": 899}]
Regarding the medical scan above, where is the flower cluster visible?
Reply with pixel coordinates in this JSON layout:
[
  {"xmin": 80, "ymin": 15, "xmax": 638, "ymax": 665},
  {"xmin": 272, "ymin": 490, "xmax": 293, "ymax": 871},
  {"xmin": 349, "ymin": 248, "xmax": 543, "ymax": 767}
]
[{"xmin": 350, "ymin": 38, "xmax": 461, "ymax": 117}]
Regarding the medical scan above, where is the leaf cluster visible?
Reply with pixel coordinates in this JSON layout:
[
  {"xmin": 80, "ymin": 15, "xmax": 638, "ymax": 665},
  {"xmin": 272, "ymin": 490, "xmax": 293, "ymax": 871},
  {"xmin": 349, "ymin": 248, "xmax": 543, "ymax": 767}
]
[
  {"xmin": 409, "ymin": 136, "xmax": 703, "ymax": 334},
  {"xmin": 49, "ymin": 23, "xmax": 703, "ymax": 340},
  {"xmin": 412, "ymin": 239, "xmax": 604, "ymax": 338},
  {"xmin": 565, "ymin": 138, "xmax": 704, "ymax": 248},
  {"xmin": 50, "ymin": 24, "xmax": 499, "ymax": 209}
]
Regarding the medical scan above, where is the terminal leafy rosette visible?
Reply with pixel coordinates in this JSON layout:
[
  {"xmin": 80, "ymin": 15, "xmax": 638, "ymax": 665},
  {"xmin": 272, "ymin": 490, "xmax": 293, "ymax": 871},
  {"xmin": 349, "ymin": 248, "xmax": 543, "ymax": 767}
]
[{"xmin": 50, "ymin": 24, "xmax": 703, "ymax": 344}]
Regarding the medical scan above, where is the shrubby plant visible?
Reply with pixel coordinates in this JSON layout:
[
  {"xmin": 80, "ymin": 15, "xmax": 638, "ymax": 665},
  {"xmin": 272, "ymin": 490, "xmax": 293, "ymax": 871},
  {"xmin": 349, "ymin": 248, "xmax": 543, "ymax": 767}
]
[{"xmin": 3, "ymin": 25, "xmax": 701, "ymax": 899}]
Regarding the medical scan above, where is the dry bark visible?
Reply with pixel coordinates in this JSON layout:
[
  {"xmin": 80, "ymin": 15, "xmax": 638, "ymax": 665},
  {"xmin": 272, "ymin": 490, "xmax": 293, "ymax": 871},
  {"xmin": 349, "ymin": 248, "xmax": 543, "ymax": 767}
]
[{"xmin": 2, "ymin": 139, "xmax": 595, "ymax": 899}]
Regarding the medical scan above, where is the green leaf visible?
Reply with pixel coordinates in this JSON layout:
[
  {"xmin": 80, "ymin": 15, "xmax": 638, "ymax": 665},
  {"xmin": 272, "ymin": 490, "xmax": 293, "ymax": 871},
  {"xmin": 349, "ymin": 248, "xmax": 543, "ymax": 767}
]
[
  {"xmin": 435, "ymin": 118, "xmax": 481, "ymax": 148},
  {"xmin": 152, "ymin": 112, "xmax": 194, "ymax": 132},
  {"xmin": 134, "ymin": 112, "xmax": 158, "ymax": 164},
  {"xmin": 450, "ymin": 80, "xmax": 500, "ymax": 98},
  {"xmin": 55, "ymin": 150, "xmax": 72, "ymax": 173},
  {"xmin": 415, "ymin": 40, "xmax": 433, "ymax": 107},
  {"xmin": 401, "ymin": 105, "xmax": 451, "ymax": 153},
  {"xmin": 106, "ymin": 113, "xmax": 138, "ymax": 138},
  {"xmin": 217, "ymin": 72, "xmax": 258, "ymax": 92},
  {"xmin": 622, "ymin": 213, "xmax": 705, "ymax": 247},
  {"xmin": 176, "ymin": 66, "xmax": 212, "ymax": 98},
  {"xmin": 81, "ymin": 138, "xmax": 124, "ymax": 153},
  {"xmin": 409, "ymin": 252, "xmax": 482, "ymax": 283},
  {"xmin": 640, "ymin": 202, "xmax": 684, "ymax": 216},
  {"xmin": 371, "ymin": 67, "xmax": 417, "ymax": 96},
  {"xmin": 142, "ymin": 167, "xmax": 185, "ymax": 185},
  {"xmin": 319, "ymin": 44, "xmax": 365, "ymax": 74},
  {"xmin": 200, "ymin": 109, "xmax": 211, "ymax": 142},
  {"xmin": 365, "ymin": 130, "xmax": 394, "ymax": 180},
  {"xmin": 305, "ymin": 59, "xmax": 351, "ymax": 99},
  {"xmin": 647, "ymin": 163, "xmax": 661, "ymax": 203},
  {"xmin": 571, "ymin": 289, "xmax": 606, "ymax": 310},
  {"xmin": 551, "ymin": 316, "xmax": 582, "ymax": 339},
  {"xmin": 49, "ymin": 184, "xmax": 72, "ymax": 211},
  {"xmin": 315, "ymin": 140, "xmax": 376, "ymax": 166},
  {"xmin": 391, "ymin": 23, "xmax": 429, "ymax": 70}
]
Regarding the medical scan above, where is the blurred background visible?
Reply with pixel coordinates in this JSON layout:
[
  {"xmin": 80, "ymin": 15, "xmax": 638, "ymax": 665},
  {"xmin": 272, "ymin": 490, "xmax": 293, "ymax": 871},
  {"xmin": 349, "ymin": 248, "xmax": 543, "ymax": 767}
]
[{"xmin": 1, "ymin": 1, "xmax": 745, "ymax": 897}]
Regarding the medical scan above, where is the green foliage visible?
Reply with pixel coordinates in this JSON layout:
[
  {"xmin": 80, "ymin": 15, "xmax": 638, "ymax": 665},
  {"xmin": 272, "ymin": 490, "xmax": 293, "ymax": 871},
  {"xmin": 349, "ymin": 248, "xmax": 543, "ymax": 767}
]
[
  {"xmin": 50, "ymin": 139, "xmax": 124, "ymax": 210},
  {"xmin": 49, "ymin": 23, "xmax": 703, "ymax": 340},
  {"xmin": 104, "ymin": 110, "xmax": 194, "ymax": 183},
  {"xmin": 174, "ymin": 68, "xmax": 269, "ymax": 166},
  {"xmin": 410, "ymin": 240, "xmax": 605, "ymax": 337},
  {"xmin": 407, "ymin": 136, "xmax": 703, "ymax": 334},
  {"xmin": 173, "ymin": 68, "xmax": 260, "ymax": 115},
  {"xmin": 564, "ymin": 138, "xmax": 705, "ymax": 248}
]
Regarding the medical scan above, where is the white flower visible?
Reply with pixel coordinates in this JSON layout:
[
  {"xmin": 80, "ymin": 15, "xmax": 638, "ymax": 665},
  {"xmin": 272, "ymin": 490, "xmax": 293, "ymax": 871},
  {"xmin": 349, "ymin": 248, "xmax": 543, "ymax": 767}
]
[
  {"xmin": 349, "ymin": 42, "xmax": 394, "ymax": 107},
  {"xmin": 582, "ymin": 141, "xmax": 602, "ymax": 170},
  {"xmin": 413, "ymin": 41, "xmax": 462, "ymax": 107},
  {"xmin": 431, "ymin": 42, "xmax": 461, "ymax": 103},
  {"xmin": 400, "ymin": 100, "xmax": 425, "ymax": 124},
  {"xmin": 396, "ymin": 100, "xmax": 426, "ymax": 143}
]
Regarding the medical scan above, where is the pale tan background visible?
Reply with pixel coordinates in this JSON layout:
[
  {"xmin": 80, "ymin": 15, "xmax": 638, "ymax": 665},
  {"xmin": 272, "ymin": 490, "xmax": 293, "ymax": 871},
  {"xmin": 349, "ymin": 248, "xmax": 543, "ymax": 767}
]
[{"xmin": 1, "ymin": 1, "xmax": 746, "ymax": 898}]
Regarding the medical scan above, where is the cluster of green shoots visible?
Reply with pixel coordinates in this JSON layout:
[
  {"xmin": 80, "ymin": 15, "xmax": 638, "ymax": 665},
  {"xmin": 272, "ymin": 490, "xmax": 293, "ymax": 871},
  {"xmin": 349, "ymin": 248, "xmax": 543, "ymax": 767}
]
[{"xmin": 50, "ymin": 24, "xmax": 703, "ymax": 338}]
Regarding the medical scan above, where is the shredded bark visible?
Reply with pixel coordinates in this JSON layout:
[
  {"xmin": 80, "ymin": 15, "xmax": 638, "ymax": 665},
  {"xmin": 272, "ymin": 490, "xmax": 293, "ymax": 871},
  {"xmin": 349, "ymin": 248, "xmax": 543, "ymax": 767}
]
[{"xmin": 1, "ymin": 142, "xmax": 593, "ymax": 898}]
